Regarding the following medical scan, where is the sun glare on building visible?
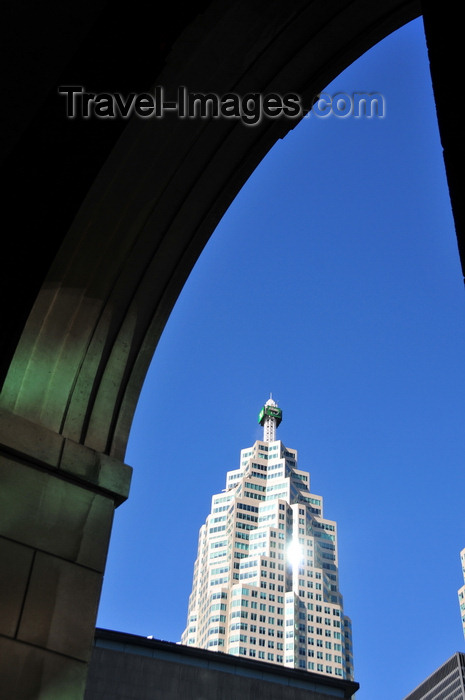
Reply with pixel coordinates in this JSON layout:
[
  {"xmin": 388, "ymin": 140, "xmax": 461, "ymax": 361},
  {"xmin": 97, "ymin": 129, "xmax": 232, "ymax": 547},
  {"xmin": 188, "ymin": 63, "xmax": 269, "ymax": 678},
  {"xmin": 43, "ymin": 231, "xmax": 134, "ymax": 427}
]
[{"xmin": 181, "ymin": 397, "xmax": 354, "ymax": 679}]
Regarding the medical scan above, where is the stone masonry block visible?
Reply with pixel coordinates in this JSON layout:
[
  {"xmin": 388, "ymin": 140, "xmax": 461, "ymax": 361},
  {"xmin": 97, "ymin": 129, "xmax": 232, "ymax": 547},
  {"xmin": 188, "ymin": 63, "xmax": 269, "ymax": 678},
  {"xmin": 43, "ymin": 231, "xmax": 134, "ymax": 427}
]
[
  {"xmin": 0, "ymin": 636, "xmax": 87, "ymax": 700},
  {"xmin": 17, "ymin": 551, "xmax": 103, "ymax": 662},
  {"xmin": 0, "ymin": 537, "xmax": 34, "ymax": 638},
  {"xmin": 0, "ymin": 454, "xmax": 115, "ymax": 571}
]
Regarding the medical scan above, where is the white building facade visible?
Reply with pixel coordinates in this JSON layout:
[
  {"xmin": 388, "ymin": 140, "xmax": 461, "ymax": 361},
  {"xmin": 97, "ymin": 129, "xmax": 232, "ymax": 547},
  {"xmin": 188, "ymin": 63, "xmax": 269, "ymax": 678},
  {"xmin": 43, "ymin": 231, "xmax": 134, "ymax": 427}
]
[
  {"xmin": 181, "ymin": 399, "xmax": 354, "ymax": 681},
  {"xmin": 459, "ymin": 548, "xmax": 465, "ymax": 640}
]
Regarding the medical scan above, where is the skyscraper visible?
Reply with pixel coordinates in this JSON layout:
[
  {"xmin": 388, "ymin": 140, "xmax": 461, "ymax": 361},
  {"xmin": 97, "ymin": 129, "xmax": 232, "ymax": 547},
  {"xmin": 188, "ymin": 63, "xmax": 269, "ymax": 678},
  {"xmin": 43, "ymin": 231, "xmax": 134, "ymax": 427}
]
[
  {"xmin": 403, "ymin": 653, "xmax": 465, "ymax": 700},
  {"xmin": 459, "ymin": 548, "xmax": 465, "ymax": 640},
  {"xmin": 181, "ymin": 398, "xmax": 354, "ymax": 680}
]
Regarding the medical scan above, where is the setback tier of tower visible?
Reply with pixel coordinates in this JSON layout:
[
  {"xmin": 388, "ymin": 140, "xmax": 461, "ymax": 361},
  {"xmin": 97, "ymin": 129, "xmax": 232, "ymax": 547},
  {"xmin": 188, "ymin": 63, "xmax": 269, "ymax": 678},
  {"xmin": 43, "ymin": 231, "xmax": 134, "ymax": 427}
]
[{"xmin": 181, "ymin": 399, "xmax": 354, "ymax": 680}]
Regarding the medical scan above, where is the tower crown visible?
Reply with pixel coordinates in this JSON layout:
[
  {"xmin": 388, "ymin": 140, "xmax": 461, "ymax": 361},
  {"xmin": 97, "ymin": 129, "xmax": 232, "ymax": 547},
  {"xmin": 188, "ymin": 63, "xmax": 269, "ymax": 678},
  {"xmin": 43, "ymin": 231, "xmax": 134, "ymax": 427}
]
[{"xmin": 258, "ymin": 395, "xmax": 282, "ymax": 442}]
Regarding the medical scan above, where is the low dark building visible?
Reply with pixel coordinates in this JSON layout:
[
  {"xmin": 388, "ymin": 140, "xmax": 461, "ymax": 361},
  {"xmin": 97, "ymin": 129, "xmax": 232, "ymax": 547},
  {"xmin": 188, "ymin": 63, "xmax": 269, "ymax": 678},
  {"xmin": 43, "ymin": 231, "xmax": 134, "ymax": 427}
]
[
  {"xmin": 403, "ymin": 652, "xmax": 465, "ymax": 700},
  {"xmin": 85, "ymin": 628, "xmax": 359, "ymax": 699}
]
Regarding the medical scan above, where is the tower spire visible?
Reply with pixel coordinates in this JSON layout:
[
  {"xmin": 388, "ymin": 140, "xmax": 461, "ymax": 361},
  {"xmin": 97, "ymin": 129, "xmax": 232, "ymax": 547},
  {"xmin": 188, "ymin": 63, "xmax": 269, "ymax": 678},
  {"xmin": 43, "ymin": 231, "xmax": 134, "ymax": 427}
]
[{"xmin": 258, "ymin": 396, "xmax": 282, "ymax": 442}]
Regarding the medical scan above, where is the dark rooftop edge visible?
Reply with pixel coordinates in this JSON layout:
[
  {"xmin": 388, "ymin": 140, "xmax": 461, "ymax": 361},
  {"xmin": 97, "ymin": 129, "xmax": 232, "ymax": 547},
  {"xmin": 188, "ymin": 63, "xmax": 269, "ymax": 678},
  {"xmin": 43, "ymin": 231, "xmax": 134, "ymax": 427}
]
[{"xmin": 94, "ymin": 628, "xmax": 359, "ymax": 697}]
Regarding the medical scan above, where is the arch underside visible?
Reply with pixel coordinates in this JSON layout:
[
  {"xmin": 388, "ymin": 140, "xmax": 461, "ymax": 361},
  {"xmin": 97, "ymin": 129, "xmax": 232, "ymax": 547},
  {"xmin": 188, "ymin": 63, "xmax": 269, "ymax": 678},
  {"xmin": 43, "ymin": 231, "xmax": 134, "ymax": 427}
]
[{"xmin": 2, "ymin": 0, "xmax": 421, "ymax": 462}]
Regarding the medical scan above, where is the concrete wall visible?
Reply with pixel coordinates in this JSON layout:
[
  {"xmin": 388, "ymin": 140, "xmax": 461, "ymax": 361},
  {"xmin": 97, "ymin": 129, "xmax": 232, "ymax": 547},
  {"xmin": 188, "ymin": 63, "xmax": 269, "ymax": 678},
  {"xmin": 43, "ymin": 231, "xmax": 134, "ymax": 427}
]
[{"xmin": 84, "ymin": 630, "xmax": 359, "ymax": 700}]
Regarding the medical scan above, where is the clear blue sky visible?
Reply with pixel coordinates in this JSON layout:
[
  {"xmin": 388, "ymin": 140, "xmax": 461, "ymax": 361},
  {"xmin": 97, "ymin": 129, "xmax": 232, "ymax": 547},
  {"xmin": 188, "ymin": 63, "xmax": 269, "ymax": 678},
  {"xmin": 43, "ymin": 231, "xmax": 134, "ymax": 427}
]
[{"xmin": 97, "ymin": 17, "xmax": 465, "ymax": 699}]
